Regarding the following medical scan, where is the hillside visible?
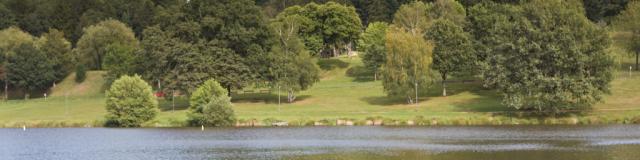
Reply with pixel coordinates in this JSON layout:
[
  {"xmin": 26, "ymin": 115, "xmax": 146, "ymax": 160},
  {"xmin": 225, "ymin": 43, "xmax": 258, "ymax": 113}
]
[
  {"xmin": 1, "ymin": 56, "xmax": 640, "ymax": 127},
  {"xmin": 49, "ymin": 71, "xmax": 106, "ymax": 97}
]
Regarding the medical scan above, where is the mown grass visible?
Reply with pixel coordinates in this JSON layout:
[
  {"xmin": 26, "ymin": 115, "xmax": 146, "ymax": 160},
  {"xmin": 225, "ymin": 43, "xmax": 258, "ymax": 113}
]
[{"xmin": 1, "ymin": 48, "xmax": 640, "ymax": 127}]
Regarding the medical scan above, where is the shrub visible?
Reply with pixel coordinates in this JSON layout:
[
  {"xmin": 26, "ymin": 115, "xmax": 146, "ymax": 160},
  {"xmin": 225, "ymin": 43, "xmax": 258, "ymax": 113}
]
[
  {"xmin": 188, "ymin": 79, "xmax": 235, "ymax": 127},
  {"xmin": 75, "ymin": 65, "xmax": 86, "ymax": 83},
  {"xmin": 105, "ymin": 75, "xmax": 158, "ymax": 127}
]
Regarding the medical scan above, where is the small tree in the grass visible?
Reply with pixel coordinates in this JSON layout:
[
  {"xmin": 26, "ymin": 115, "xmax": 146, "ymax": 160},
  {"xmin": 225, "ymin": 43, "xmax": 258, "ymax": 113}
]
[
  {"xmin": 613, "ymin": 1, "xmax": 640, "ymax": 71},
  {"xmin": 426, "ymin": 19, "xmax": 474, "ymax": 96},
  {"xmin": 188, "ymin": 79, "xmax": 235, "ymax": 127},
  {"xmin": 358, "ymin": 22, "xmax": 389, "ymax": 81},
  {"xmin": 7, "ymin": 43, "xmax": 56, "ymax": 99},
  {"xmin": 105, "ymin": 75, "xmax": 158, "ymax": 127},
  {"xmin": 383, "ymin": 26, "xmax": 434, "ymax": 104}
]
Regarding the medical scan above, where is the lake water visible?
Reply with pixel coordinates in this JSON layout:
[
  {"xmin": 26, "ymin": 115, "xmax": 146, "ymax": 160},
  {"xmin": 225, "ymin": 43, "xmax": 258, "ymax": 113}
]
[{"xmin": 2, "ymin": 125, "xmax": 640, "ymax": 160}]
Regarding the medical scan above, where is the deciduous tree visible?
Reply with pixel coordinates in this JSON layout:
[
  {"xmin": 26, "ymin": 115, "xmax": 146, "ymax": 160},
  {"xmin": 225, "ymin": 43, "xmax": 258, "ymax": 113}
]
[
  {"xmin": 383, "ymin": 26, "xmax": 434, "ymax": 104},
  {"xmin": 36, "ymin": 29, "xmax": 74, "ymax": 81},
  {"xmin": 426, "ymin": 19, "xmax": 474, "ymax": 97},
  {"xmin": 6, "ymin": 43, "xmax": 56, "ymax": 99},
  {"xmin": 76, "ymin": 19, "xmax": 138, "ymax": 70},
  {"xmin": 358, "ymin": 22, "xmax": 388, "ymax": 80},
  {"xmin": 472, "ymin": 0, "xmax": 614, "ymax": 114}
]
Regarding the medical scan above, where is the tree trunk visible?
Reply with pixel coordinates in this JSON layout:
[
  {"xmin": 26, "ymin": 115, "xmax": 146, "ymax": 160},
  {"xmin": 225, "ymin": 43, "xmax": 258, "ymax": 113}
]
[
  {"xmin": 332, "ymin": 45, "xmax": 338, "ymax": 57},
  {"xmin": 636, "ymin": 52, "xmax": 639, "ymax": 71},
  {"xmin": 227, "ymin": 85, "xmax": 232, "ymax": 97},
  {"xmin": 374, "ymin": 72, "xmax": 377, "ymax": 81},
  {"xmin": 442, "ymin": 73, "xmax": 447, "ymax": 97},
  {"xmin": 287, "ymin": 90, "xmax": 296, "ymax": 103},
  {"xmin": 4, "ymin": 81, "xmax": 7, "ymax": 100},
  {"xmin": 414, "ymin": 82, "xmax": 418, "ymax": 105}
]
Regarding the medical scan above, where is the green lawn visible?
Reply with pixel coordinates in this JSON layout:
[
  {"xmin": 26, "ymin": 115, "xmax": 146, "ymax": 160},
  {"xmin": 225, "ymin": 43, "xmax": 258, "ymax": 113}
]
[{"xmin": 1, "ymin": 55, "xmax": 640, "ymax": 127}]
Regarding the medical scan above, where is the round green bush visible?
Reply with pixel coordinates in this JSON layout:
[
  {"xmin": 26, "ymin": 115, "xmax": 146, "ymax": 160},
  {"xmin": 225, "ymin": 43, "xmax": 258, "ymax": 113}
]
[
  {"xmin": 105, "ymin": 75, "xmax": 158, "ymax": 127},
  {"xmin": 188, "ymin": 79, "xmax": 235, "ymax": 126}
]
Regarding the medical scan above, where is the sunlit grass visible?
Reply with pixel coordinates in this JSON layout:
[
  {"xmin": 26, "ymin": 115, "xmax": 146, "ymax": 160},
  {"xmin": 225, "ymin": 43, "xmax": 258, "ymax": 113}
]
[{"xmin": 1, "ymin": 49, "xmax": 640, "ymax": 127}]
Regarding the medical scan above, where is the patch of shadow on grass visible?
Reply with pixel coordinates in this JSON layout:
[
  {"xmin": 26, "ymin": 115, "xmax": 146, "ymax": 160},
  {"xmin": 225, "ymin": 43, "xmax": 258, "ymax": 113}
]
[
  {"xmin": 360, "ymin": 81, "xmax": 489, "ymax": 106},
  {"xmin": 317, "ymin": 59, "xmax": 350, "ymax": 70},
  {"xmin": 232, "ymin": 93, "xmax": 311, "ymax": 104},
  {"xmin": 346, "ymin": 66, "xmax": 375, "ymax": 82},
  {"xmin": 159, "ymin": 96, "xmax": 190, "ymax": 111}
]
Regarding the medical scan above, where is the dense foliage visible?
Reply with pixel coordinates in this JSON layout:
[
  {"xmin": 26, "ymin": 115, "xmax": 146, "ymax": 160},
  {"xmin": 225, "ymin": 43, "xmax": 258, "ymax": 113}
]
[
  {"xmin": 275, "ymin": 2, "xmax": 362, "ymax": 57},
  {"xmin": 469, "ymin": 0, "xmax": 614, "ymax": 113},
  {"xmin": 188, "ymin": 79, "xmax": 235, "ymax": 127},
  {"xmin": 7, "ymin": 43, "xmax": 56, "ymax": 98},
  {"xmin": 267, "ymin": 14, "xmax": 321, "ymax": 102},
  {"xmin": 383, "ymin": 26, "xmax": 434, "ymax": 103},
  {"xmin": 426, "ymin": 19, "xmax": 474, "ymax": 97},
  {"xmin": 358, "ymin": 22, "xmax": 388, "ymax": 80},
  {"xmin": 105, "ymin": 75, "xmax": 158, "ymax": 127},
  {"xmin": 0, "ymin": 0, "xmax": 623, "ymax": 115},
  {"xmin": 75, "ymin": 19, "xmax": 138, "ymax": 70}
]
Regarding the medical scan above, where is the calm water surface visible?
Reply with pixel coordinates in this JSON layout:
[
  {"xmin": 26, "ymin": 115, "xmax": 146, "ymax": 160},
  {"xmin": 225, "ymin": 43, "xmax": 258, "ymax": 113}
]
[{"xmin": 2, "ymin": 125, "xmax": 640, "ymax": 160}]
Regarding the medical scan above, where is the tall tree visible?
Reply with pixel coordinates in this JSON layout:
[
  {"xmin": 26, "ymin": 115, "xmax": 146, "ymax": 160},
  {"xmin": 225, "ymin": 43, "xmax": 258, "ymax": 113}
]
[
  {"xmin": 276, "ymin": 2, "xmax": 362, "ymax": 57},
  {"xmin": 426, "ymin": 19, "xmax": 474, "ymax": 97},
  {"xmin": 430, "ymin": 0, "xmax": 466, "ymax": 26},
  {"xmin": 358, "ymin": 22, "xmax": 388, "ymax": 81},
  {"xmin": 392, "ymin": 1, "xmax": 432, "ymax": 35},
  {"xmin": 0, "ymin": 2, "xmax": 15, "ymax": 29},
  {"xmin": 36, "ymin": 29, "xmax": 74, "ymax": 81},
  {"xmin": 613, "ymin": 0, "xmax": 640, "ymax": 71},
  {"xmin": 137, "ymin": 26, "xmax": 173, "ymax": 89},
  {"xmin": 383, "ymin": 26, "xmax": 434, "ymax": 104},
  {"xmin": 0, "ymin": 26, "xmax": 34, "ymax": 100},
  {"xmin": 75, "ymin": 19, "xmax": 139, "ymax": 70},
  {"xmin": 472, "ymin": 0, "xmax": 614, "ymax": 113},
  {"xmin": 269, "ymin": 15, "xmax": 320, "ymax": 102},
  {"xmin": 7, "ymin": 43, "xmax": 56, "ymax": 99}
]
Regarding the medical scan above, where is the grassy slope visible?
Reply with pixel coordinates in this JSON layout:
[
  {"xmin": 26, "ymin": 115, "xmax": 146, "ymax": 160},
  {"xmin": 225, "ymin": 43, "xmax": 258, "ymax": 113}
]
[{"xmin": 1, "ymin": 44, "xmax": 640, "ymax": 126}]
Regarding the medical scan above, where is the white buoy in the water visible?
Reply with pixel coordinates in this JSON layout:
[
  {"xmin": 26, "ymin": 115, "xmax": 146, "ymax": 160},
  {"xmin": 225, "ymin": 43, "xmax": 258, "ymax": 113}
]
[
  {"xmin": 201, "ymin": 125, "xmax": 204, "ymax": 131},
  {"xmin": 22, "ymin": 125, "xmax": 26, "ymax": 131}
]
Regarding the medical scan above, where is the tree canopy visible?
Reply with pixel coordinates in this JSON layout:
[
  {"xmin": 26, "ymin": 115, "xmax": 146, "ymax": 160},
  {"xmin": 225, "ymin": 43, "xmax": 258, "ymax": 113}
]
[
  {"xmin": 358, "ymin": 22, "xmax": 389, "ymax": 80},
  {"xmin": 105, "ymin": 75, "xmax": 158, "ymax": 127},
  {"xmin": 426, "ymin": 19, "xmax": 474, "ymax": 97},
  {"xmin": 275, "ymin": 2, "xmax": 362, "ymax": 57},
  {"xmin": 383, "ymin": 26, "xmax": 434, "ymax": 103},
  {"xmin": 471, "ymin": 0, "xmax": 614, "ymax": 113},
  {"xmin": 75, "ymin": 19, "xmax": 139, "ymax": 70}
]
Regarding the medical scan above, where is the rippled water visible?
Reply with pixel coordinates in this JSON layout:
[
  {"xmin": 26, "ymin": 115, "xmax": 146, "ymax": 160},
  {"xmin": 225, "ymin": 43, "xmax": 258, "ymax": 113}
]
[{"xmin": 2, "ymin": 125, "xmax": 640, "ymax": 160}]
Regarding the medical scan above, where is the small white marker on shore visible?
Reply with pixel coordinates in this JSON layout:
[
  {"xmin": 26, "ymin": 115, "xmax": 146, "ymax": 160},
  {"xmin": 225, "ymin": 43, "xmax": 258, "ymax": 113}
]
[
  {"xmin": 22, "ymin": 125, "xmax": 26, "ymax": 131},
  {"xmin": 201, "ymin": 125, "xmax": 204, "ymax": 131}
]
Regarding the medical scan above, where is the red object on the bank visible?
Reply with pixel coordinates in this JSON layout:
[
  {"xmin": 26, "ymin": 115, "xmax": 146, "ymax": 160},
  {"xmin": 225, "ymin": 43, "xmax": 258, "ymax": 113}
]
[{"xmin": 155, "ymin": 91, "xmax": 165, "ymax": 97}]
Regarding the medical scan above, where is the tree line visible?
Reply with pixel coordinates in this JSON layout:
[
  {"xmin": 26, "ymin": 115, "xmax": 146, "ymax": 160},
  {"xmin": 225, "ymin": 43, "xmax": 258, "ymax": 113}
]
[{"xmin": 0, "ymin": 0, "xmax": 637, "ymax": 115}]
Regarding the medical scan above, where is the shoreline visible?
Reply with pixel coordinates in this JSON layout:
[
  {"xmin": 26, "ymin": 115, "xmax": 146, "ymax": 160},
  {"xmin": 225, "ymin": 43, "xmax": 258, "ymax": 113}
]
[{"xmin": 4, "ymin": 115, "xmax": 640, "ymax": 128}]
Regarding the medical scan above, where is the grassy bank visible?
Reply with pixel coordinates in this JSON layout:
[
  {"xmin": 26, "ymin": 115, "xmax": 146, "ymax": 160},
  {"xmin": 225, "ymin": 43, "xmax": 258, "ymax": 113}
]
[{"xmin": 1, "ymin": 55, "xmax": 640, "ymax": 127}]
